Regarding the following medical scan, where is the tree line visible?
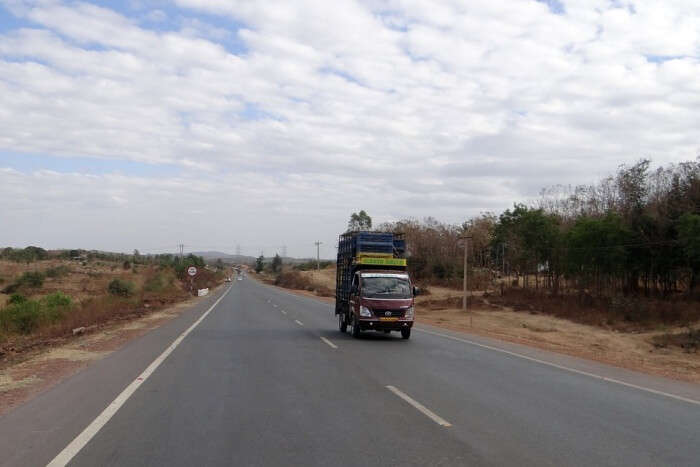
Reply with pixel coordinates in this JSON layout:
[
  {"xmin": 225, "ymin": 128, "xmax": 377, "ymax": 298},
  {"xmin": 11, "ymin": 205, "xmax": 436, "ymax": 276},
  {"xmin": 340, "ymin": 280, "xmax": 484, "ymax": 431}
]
[{"xmin": 380, "ymin": 158, "xmax": 700, "ymax": 299}]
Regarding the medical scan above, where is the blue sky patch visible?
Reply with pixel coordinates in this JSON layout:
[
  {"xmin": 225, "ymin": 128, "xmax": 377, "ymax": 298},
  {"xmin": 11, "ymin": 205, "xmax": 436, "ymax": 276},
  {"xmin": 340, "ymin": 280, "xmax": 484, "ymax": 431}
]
[{"xmin": 536, "ymin": 0, "xmax": 566, "ymax": 15}]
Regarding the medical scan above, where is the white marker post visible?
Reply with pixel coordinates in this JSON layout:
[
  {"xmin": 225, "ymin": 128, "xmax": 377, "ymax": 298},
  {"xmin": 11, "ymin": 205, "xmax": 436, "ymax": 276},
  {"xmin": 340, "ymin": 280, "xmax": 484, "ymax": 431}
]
[{"xmin": 187, "ymin": 266, "xmax": 197, "ymax": 295}]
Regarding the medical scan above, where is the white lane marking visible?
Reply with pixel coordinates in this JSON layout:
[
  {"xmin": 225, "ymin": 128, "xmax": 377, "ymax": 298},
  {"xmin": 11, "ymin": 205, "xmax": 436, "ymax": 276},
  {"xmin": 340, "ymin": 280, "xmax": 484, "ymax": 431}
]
[
  {"xmin": 415, "ymin": 327, "xmax": 700, "ymax": 407},
  {"xmin": 295, "ymin": 320, "xmax": 304, "ymax": 326},
  {"xmin": 386, "ymin": 385, "xmax": 452, "ymax": 427},
  {"xmin": 320, "ymin": 337, "xmax": 338, "ymax": 349},
  {"xmin": 280, "ymin": 309, "xmax": 287, "ymax": 315},
  {"xmin": 47, "ymin": 287, "xmax": 232, "ymax": 467},
  {"xmin": 273, "ymin": 304, "xmax": 278, "ymax": 308}
]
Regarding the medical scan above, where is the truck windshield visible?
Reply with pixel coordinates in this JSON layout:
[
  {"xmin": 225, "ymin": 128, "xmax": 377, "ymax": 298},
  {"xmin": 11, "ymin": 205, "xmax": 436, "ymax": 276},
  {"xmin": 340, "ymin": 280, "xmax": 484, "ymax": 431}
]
[{"xmin": 361, "ymin": 276, "xmax": 411, "ymax": 299}]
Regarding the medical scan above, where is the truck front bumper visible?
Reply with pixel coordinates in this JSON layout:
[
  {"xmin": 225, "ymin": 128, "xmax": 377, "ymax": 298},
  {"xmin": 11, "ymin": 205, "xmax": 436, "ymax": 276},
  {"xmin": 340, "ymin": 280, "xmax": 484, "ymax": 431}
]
[{"xmin": 358, "ymin": 319, "xmax": 413, "ymax": 331}]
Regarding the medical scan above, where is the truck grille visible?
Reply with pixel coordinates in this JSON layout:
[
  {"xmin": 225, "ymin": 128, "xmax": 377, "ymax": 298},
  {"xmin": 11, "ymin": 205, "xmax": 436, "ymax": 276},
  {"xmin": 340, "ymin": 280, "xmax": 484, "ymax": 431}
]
[{"xmin": 372, "ymin": 309, "xmax": 404, "ymax": 317}]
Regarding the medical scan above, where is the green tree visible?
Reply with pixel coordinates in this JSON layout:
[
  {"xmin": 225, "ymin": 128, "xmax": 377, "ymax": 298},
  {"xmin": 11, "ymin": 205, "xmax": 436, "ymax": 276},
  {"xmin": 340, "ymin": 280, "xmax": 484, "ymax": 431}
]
[
  {"xmin": 271, "ymin": 254, "xmax": 282, "ymax": 273},
  {"xmin": 255, "ymin": 255, "xmax": 264, "ymax": 273},
  {"xmin": 678, "ymin": 213, "xmax": 700, "ymax": 295},
  {"xmin": 565, "ymin": 214, "xmax": 630, "ymax": 295},
  {"xmin": 348, "ymin": 210, "xmax": 372, "ymax": 231}
]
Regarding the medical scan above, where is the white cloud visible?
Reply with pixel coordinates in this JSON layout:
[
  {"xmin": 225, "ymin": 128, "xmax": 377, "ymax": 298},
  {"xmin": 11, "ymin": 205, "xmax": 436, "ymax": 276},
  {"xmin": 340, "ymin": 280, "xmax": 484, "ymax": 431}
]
[{"xmin": 0, "ymin": 0, "xmax": 699, "ymax": 256}]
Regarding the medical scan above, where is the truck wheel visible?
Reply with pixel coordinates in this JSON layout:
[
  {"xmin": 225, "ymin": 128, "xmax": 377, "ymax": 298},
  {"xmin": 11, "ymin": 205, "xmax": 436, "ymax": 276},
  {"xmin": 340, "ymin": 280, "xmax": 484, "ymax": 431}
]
[
  {"xmin": 338, "ymin": 314, "xmax": 347, "ymax": 333},
  {"xmin": 401, "ymin": 328, "xmax": 411, "ymax": 340},
  {"xmin": 350, "ymin": 316, "xmax": 361, "ymax": 338}
]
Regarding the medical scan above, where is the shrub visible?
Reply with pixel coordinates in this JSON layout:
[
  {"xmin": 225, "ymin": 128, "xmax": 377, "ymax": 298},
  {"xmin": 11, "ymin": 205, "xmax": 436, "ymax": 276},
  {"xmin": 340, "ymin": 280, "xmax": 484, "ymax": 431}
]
[
  {"xmin": 44, "ymin": 291, "xmax": 72, "ymax": 309},
  {"xmin": 143, "ymin": 273, "xmax": 166, "ymax": 292},
  {"xmin": 9, "ymin": 293, "xmax": 26, "ymax": 304},
  {"xmin": 2, "ymin": 300, "xmax": 43, "ymax": 334},
  {"xmin": 1, "ymin": 283, "xmax": 18, "ymax": 294},
  {"xmin": 0, "ymin": 292, "xmax": 73, "ymax": 335},
  {"xmin": 108, "ymin": 279, "xmax": 134, "ymax": 297},
  {"xmin": 42, "ymin": 292, "xmax": 72, "ymax": 322},
  {"xmin": 123, "ymin": 260, "xmax": 131, "ymax": 270},
  {"xmin": 45, "ymin": 265, "xmax": 71, "ymax": 278},
  {"xmin": 19, "ymin": 271, "xmax": 45, "ymax": 288}
]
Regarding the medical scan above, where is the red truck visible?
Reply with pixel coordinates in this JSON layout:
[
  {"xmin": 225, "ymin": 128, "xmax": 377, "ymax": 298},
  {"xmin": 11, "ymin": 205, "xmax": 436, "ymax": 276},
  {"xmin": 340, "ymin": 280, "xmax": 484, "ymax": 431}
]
[{"xmin": 335, "ymin": 232, "xmax": 418, "ymax": 339}]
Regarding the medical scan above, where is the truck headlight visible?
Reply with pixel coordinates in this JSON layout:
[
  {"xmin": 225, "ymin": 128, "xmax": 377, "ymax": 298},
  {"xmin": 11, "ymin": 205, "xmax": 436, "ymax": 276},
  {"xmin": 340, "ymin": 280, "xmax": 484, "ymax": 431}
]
[
  {"xmin": 359, "ymin": 306, "xmax": 372, "ymax": 317},
  {"xmin": 405, "ymin": 306, "xmax": 414, "ymax": 318}
]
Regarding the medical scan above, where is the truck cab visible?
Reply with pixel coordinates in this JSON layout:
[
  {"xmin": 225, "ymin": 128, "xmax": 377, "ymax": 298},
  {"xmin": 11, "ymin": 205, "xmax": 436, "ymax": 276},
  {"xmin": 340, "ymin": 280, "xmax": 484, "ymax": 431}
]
[{"xmin": 348, "ymin": 270, "xmax": 415, "ymax": 338}]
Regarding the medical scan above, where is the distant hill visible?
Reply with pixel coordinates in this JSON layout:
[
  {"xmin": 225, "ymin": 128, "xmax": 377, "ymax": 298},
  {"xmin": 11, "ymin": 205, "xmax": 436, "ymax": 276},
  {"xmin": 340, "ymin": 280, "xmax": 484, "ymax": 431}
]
[
  {"xmin": 190, "ymin": 251, "xmax": 256, "ymax": 264},
  {"xmin": 190, "ymin": 251, "xmax": 317, "ymax": 265}
]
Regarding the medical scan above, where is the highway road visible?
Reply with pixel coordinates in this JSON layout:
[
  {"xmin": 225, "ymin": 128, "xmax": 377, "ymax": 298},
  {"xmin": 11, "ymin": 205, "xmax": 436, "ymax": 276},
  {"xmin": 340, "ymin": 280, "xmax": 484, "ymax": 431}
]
[{"xmin": 2, "ymin": 278, "xmax": 700, "ymax": 466}]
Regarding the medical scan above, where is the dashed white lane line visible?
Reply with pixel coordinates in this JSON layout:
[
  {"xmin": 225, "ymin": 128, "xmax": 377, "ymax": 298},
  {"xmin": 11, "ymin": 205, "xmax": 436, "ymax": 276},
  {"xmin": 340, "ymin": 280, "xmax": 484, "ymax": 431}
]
[
  {"xmin": 273, "ymin": 304, "xmax": 278, "ymax": 308},
  {"xmin": 320, "ymin": 337, "xmax": 338, "ymax": 349},
  {"xmin": 295, "ymin": 320, "xmax": 304, "ymax": 326},
  {"xmin": 386, "ymin": 385, "xmax": 452, "ymax": 427},
  {"xmin": 47, "ymin": 287, "xmax": 232, "ymax": 467},
  {"xmin": 415, "ymin": 327, "xmax": 700, "ymax": 407},
  {"xmin": 280, "ymin": 309, "xmax": 287, "ymax": 315}
]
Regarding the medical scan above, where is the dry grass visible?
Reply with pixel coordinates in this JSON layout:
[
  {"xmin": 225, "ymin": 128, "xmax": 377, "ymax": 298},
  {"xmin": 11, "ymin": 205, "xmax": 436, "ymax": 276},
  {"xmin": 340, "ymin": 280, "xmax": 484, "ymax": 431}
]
[
  {"xmin": 417, "ymin": 305, "xmax": 700, "ymax": 383},
  {"xmin": 274, "ymin": 270, "xmax": 334, "ymax": 297},
  {"xmin": 0, "ymin": 259, "xmax": 210, "ymax": 359},
  {"xmin": 486, "ymin": 288, "xmax": 700, "ymax": 332}
]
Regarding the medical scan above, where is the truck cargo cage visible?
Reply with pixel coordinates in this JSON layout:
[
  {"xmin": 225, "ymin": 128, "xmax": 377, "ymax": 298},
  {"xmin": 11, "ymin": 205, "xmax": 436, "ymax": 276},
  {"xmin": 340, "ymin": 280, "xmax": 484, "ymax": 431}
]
[{"xmin": 335, "ymin": 231, "xmax": 407, "ymax": 315}]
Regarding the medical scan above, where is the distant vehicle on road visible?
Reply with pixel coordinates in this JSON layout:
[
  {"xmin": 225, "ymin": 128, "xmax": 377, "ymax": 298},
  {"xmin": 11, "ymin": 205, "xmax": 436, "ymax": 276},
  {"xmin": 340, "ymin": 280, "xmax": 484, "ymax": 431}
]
[
  {"xmin": 335, "ymin": 231, "xmax": 417, "ymax": 339},
  {"xmin": 225, "ymin": 277, "xmax": 232, "ymax": 282},
  {"xmin": 237, "ymin": 276, "xmax": 243, "ymax": 281}
]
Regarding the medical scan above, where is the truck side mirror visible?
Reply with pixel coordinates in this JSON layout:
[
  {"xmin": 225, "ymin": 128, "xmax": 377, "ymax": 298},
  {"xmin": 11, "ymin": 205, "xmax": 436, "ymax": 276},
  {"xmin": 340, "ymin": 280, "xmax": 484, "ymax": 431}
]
[{"xmin": 413, "ymin": 286, "xmax": 420, "ymax": 296}]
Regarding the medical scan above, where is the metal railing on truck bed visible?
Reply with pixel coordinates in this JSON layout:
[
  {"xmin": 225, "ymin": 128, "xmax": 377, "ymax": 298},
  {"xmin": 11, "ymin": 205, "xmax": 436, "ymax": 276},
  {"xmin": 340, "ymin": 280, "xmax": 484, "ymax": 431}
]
[{"xmin": 335, "ymin": 231, "xmax": 406, "ymax": 314}]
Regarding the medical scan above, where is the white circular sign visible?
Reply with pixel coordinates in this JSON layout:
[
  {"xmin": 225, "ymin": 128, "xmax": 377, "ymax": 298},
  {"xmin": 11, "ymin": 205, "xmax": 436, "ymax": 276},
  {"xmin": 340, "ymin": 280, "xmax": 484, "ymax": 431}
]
[{"xmin": 187, "ymin": 266, "xmax": 197, "ymax": 277}]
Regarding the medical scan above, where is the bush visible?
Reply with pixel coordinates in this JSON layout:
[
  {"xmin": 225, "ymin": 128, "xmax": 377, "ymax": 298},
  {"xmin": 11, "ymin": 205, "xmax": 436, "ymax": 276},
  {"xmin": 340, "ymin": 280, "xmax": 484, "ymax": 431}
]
[
  {"xmin": 42, "ymin": 292, "xmax": 72, "ymax": 322},
  {"xmin": 2, "ymin": 300, "xmax": 43, "ymax": 334},
  {"xmin": 1, "ymin": 283, "xmax": 18, "ymax": 294},
  {"xmin": 274, "ymin": 271, "xmax": 334, "ymax": 296},
  {"xmin": 108, "ymin": 279, "xmax": 134, "ymax": 297},
  {"xmin": 46, "ymin": 265, "xmax": 71, "ymax": 278},
  {"xmin": 0, "ymin": 292, "xmax": 73, "ymax": 335},
  {"xmin": 44, "ymin": 291, "xmax": 72, "ymax": 309},
  {"xmin": 19, "ymin": 271, "xmax": 45, "ymax": 288},
  {"xmin": 143, "ymin": 273, "xmax": 166, "ymax": 292},
  {"xmin": 9, "ymin": 293, "xmax": 26, "ymax": 304}
]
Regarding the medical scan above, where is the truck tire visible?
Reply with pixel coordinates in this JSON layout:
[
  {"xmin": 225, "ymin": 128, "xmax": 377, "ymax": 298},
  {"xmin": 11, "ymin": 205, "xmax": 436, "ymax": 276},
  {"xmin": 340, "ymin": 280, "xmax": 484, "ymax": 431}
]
[
  {"xmin": 401, "ymin": 328, "xmax": 411, "ymax": 340},
  {"xmin": 350, "ymin": 316, "xmax": 361, "ymax": 338},
  {"xmin": 338, "ymin": 314, "xmax": 347, "ymax": 333}
]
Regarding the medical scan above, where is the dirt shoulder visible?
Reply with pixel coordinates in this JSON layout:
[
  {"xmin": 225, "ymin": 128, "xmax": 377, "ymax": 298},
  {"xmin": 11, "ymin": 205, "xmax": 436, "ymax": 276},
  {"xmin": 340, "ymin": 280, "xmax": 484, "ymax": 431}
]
[
  {"xmin": 263, "ymin": 273, "xmax": 700, "ymax": 384},
  {"xmin": 0, "ymin": 288, "xmax": 219, "ymax": 416}
]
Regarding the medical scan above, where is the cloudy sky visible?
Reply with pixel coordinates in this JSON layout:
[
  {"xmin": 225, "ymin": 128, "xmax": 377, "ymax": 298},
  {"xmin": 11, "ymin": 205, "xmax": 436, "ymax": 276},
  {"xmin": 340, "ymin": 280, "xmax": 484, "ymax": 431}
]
[{"xmin": 1, "ymin": 0, "xmax": 698, "ymax": 258}]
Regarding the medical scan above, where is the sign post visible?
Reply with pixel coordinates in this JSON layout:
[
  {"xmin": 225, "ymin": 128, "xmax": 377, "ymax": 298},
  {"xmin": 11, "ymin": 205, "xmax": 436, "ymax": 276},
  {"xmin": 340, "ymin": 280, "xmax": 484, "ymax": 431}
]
[{"xmin": 187, "ymin": 266, "xmax": 197, "ymax": 295}]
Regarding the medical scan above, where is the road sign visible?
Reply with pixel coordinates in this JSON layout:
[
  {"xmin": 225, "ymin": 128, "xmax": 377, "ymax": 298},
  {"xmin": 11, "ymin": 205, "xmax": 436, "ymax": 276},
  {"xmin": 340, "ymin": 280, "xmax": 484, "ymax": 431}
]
[{"xmin": 187, "ymin": 266, "xmax": 197, "ymax": 277}]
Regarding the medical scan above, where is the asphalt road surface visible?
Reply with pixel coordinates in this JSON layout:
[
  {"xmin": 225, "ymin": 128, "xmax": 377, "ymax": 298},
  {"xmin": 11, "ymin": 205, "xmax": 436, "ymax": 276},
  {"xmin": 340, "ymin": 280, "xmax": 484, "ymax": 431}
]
[{"xmin": 2, "ymin": 278, "xmax": 700, "ymax": 466}]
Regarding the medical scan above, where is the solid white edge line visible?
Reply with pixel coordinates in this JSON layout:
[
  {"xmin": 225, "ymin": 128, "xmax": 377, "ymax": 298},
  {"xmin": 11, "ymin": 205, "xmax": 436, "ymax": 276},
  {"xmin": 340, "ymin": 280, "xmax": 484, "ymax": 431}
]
[
  {"xmin": 295, "ymin": 320, "xmax": 304, "ymax": 326},
  {"xmin": 320, "ymin": 336, "xmax": 338, "ymax": 349},
  {"xmin": 415, "ymin": 327, "xmax": 700, "ymax": 407},
  {"xmin": 386, "ymin": 385, "xmax": 451, "ymax": 427},
  {"xmin": 47, "ymin": 286, "xmax": 232, "ymax": 467}
]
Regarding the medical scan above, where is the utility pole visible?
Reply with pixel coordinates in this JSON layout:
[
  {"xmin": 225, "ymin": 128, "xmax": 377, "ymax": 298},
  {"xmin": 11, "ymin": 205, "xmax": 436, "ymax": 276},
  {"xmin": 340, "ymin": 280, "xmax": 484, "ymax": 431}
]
[
  {"xmin": 178, "ymin": 243, "xmax": 184, "ymax": 260},
  {"xmin": 314, "ymin": 241, "xmax": 323, "ymax": 271},
  {"xmin": 460, "ymin": 234, "xmax": 472, "ymax": 312}
]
